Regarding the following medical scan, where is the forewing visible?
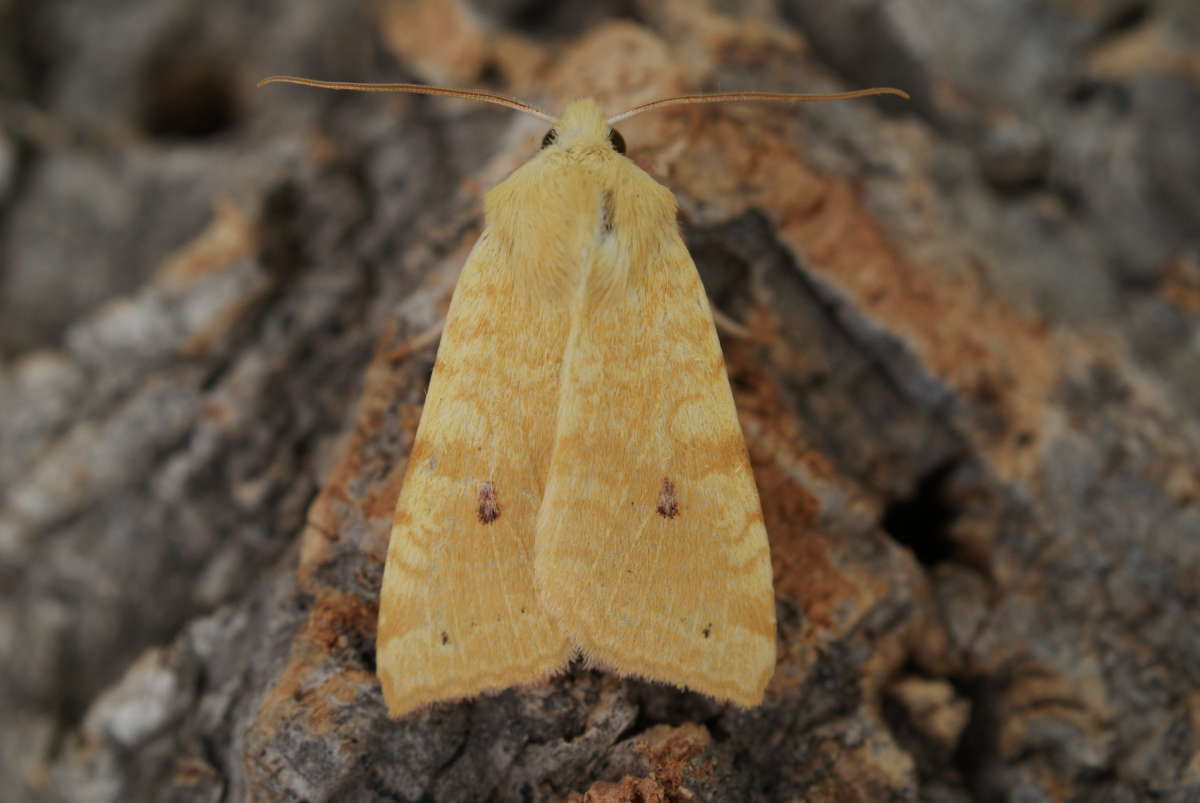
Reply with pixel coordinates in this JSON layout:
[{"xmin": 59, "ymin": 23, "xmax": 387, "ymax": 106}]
[
  {"xmin": 534, "ymin": 209, "xmax": 776, "ymax": 706},
  {"xmin": 377, "ymin": 231, "xmax": 574, "ymax": 716}
]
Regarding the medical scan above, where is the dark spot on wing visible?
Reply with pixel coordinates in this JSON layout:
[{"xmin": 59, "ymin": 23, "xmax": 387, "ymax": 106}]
[
  {"xmin": 702, "ymin": 623, "xmax": 712, "ymax": 638},
  {"xmin": 441, "ymin": 631, "xmax": 450, "ymax": 645},
  {"xmin": 601, "ymin": 190, "xmax": 615, "ymax": 234},
  {"xmin": 657, "ymin": 477, "xmax": 679, "ymax": 519},
  {"xmin": 477, "ymin": 481, "xmax": 500, "ymax": 523}
]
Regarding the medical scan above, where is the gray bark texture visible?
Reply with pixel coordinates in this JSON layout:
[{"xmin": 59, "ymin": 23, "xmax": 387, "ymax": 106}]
[{"xmin": 2, "ymin": 0, "xmax": 1199, "ymax": 800}]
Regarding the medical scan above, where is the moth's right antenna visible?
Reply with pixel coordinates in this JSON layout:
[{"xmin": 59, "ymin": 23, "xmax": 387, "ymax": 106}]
[{"xmin": 257, "ymin": 76, "xmax": 557, "ymax": 124}]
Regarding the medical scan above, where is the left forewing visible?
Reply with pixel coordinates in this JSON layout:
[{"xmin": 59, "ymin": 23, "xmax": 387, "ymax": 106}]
[{"xmin": 533, "ymin": 199, "xmax": 776, "ymax": 706}]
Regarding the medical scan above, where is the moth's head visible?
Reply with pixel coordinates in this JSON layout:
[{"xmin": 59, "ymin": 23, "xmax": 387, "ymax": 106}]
[{"xmin": 540, "ymin": 99, "xmax": 626, "ymax": 155}]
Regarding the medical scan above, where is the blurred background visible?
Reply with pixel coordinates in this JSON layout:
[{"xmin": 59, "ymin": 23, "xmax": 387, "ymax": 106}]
[{"xmin": 2, "ymin": 1, "xmax": 1199, "ymax": 801}]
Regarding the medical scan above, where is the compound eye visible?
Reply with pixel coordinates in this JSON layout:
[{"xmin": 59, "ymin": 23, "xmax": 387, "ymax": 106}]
[
  {"xmin": 540, "ymin": 129, "xmax": 557, "ymax": 149},
  {"xmin": 608, "ymin": 127, "xmax": 626, "ymax": 154}
]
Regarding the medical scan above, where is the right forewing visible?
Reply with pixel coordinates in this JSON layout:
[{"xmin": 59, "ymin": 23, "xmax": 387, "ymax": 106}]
[{"xmin": 376, "ymin": 230, "xmax": 575, "ymax": 717}]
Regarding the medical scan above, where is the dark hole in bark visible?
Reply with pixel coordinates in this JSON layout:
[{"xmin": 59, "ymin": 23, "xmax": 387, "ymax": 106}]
[
  {"xmin": 881, "ymin": 460, "xmax": 960, "ymax": 566},
  {"xmin": 141, "ymin": 55, "xmax": 238, "ymax": 140}
]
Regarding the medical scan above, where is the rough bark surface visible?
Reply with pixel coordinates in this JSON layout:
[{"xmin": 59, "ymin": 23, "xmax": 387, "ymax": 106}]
[{"xmin": 2, "ymin": 0, "xmax": 1199, "ymax": 801}]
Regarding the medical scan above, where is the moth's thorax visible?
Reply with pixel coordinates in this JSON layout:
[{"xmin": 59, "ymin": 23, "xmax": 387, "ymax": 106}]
[
  {"xmin": 553, "ymin": 99, "xmax": 610, "ymax": 149},
  {"xmin": 481, "ymin": 101, "xmax": 678, "ymax": 307}
]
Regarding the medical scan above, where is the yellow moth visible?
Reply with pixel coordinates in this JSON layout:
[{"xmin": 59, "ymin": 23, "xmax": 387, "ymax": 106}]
[{"xmin": 260, "ymin": 76, "xmax": 908, "ymax": 716}]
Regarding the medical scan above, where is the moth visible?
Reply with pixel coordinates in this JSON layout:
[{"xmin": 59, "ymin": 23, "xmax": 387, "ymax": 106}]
[{"xmin": 260, "ymin": 77, "xmax": 906, "ymax": 716}]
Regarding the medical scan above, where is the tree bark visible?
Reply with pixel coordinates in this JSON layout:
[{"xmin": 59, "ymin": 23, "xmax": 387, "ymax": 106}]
[{"xmin": 2, "ymin": 0, "xmax": 1199, "ymax": 800}]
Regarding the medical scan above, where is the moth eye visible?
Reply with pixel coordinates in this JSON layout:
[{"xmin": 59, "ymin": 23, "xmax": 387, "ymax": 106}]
[
  {"xmin": 541, "ymin": 129, "xmax": 558, "ymax": 149},
  {"xmin": 608, "ymin": 127, "xmax": 626, "ymax": 154}
]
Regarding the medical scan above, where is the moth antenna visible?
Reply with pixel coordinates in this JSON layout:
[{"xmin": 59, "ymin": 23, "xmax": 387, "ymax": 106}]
[
  {"xmin": 606, "ymin": 87, "xmax": 910, "ymax": 125},
  {"xmin": 257, "ymin": 76, "xmax": 557, "ymax": 124}
]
